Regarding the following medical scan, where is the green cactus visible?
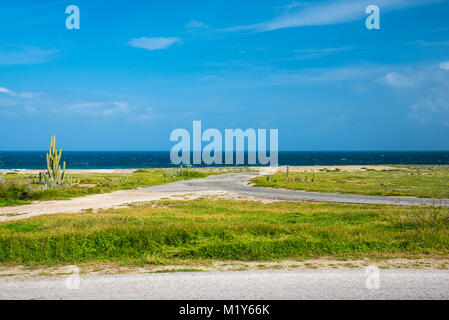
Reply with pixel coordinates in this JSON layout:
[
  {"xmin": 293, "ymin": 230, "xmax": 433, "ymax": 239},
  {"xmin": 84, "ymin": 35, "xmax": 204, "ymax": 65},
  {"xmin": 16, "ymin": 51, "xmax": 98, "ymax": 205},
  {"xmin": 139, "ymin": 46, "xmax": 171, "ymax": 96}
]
[
  {"xmin": 163, "ymin": 166, "xmax": 189, "ymax": 178},
  {"xmin": 46, "ymin": 136, "xmax": 66, "ymax": 184},
  {"xmin": 40, "ymin": 136, "xmax": 70, "ymax": 189}
]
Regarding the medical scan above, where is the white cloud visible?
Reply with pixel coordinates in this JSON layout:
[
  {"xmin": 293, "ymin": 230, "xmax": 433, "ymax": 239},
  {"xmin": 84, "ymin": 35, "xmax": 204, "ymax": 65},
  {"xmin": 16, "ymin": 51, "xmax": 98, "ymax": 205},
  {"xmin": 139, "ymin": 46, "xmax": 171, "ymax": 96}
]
[
  {"xmin": 186, "ymin": 20, "xmax": 209, "ymax": 29},
  {"xmin": 0, "ymin": 86, "xmax": 39, "ymax": 98},
  {"xmin": 379, "ymin": 64, "xmax": 449, "ymax": 126},
  {"xmin": 383, "ymin": 72, "xmax": 415, "ymax": 88},
  {"xmin": 0, "ymin": 45, "xmax": 58, "ymax": 65},
  {"xmin": 440, "ymin": 61, "xmax": 449, "ymax": 70},
  {"xmin": 105, "ymin": 102, "xmax": 131, "ymax": 116},
  {"xmin": 225, "ymin": 0, "xmax": 441, "ymax": 32},
  {"xmin": 0, "ymin": 87, "xmax": 44, "ymax": 115},
  {"xmin": 128, "ymin": 37, "xmax": 181, "ymax": 51},
  {"xmin": 0, "ymin": 87, "xmax": 12, "ymax": 94}
]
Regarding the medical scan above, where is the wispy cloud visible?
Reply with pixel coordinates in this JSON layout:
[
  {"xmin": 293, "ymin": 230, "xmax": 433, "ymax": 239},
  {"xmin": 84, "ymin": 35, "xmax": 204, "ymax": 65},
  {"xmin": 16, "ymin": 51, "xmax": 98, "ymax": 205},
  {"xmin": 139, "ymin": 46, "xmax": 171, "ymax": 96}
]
[
  {"xmin": 283, "ymin": 46, "xmax": 355, "ymax": 60},
  {"xmin": 24, "ymin": 104, "xmax": 37, "ymax": 114},
  {"xmin": 278, "ymin": 1, "xmax": 310, "ymax": 11},
  {"xmin": 224, "ymin": 0, "xmax": 441, "ymax": 33},
  {"xmin": 381, "ymin": 61, "xmax": 449, "ymax": 90},
  {"xmin": 382, "ymin": 72, "xmax": 416, "ymax": 88},
  {"xmin": 440, "ymin": 61, "xmax": 449, "ymax": 70},
  {"xmin": 0, "ymin": 85, "xmax": 148, "ymax": 119},
  {"xmin": 377, "ymin": 62, "xmax": 449, "ymax": 126},
  {"xmin": 260, "ymin": 65, "xmax": 386, "ymax": 86},
  {"xmin": 185, "ymin": 20, "xmax": 209, "ymax": 29},
  {"xmin": 0, "ymin": 86, "xmax": 43, "ymax": 115},
  {"xmin": 128, "ymin": 37, "xmax": 181, "ymax": 51},
  {"xmin": 410, "ymin": 39, "xmax": 449, "ymax": 47},
  {"xmin": 0, "ymin": 86, "xmax": 40, "ymax": 98},
  {"xmin": 0, "ymin": 45, "xmax": 59, "ymax": 65},
  {"xmin": 192, "ymin": 64, "xmax": 389, "ymax": 92},
  {"xmin": 68, "ymin": 101, "xmax": 132, "ymax": 117}
]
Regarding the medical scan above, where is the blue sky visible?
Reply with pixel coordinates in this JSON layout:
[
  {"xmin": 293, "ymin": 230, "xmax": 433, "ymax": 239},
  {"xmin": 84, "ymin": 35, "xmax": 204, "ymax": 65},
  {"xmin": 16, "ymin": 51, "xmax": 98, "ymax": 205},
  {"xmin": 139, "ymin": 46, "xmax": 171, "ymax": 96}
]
[{"xmin": 1, "ymin": 0, "xmax": 449, "ymax": 151}]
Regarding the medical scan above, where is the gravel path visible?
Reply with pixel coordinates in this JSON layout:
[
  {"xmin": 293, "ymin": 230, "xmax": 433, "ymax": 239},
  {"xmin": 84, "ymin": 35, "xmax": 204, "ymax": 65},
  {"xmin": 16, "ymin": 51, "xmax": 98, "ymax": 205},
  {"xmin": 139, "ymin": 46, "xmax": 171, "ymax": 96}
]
[
  {"xmin": 143, "ymin": 172, "xmax": 449, "ymax": 206},
  {"xmin": 1, "ymin": 269, "xmax": 448, "ymax": 300},
  {"xmin": 1, "ymin": 171, "xmax": 448, "ymax": 222}
]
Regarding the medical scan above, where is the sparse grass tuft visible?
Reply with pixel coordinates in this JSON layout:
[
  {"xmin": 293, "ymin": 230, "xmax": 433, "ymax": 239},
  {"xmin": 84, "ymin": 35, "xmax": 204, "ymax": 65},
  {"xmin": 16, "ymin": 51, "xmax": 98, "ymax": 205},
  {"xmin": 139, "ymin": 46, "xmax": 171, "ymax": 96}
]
[{"xmin": 399, "ymin": 199, "xmax": 449, "ymax": 229}]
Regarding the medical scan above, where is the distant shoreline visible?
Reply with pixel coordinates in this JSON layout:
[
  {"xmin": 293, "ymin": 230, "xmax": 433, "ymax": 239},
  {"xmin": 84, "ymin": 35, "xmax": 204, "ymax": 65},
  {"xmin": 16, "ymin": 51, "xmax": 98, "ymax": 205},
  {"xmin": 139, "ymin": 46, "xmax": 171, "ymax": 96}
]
[
  {"xmin": 0, "ymin": 164, "xmax": 441, "ymax": 175},
  {"xmin": 1, "ymin": 150, "xmax": 449, "ymax": 170}
]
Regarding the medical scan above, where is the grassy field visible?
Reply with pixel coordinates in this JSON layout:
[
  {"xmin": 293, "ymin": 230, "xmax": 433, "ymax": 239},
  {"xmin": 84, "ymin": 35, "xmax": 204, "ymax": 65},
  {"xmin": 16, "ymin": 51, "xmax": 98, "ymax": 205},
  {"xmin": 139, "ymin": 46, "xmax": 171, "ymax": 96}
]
[
  {"xmin": 252, "ymin": 167, "xmax": 449, "ymax": 199},
  {"xmin": 0, "ymin": 199, "xmax": 448, "ymax": 266},
  {"xmin": 0, "ymin": 169, "xmax": 214, "ymax": 207}
]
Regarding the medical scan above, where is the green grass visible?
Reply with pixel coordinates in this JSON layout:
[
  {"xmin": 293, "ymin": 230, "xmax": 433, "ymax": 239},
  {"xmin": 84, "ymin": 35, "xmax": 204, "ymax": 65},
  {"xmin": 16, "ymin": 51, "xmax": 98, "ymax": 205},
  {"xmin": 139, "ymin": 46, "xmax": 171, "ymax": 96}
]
[
  {"xmin": 149, "ymin": 269, "xmax": 205, "ymax": 273},
  {"xmin": 252, "ymin": 168, "xmax": 449, "ymax": 198},
  {"xmin": 0, "ymin": 169, "xmax": 214, "ymax": 208},
  {"xmin": 0, "ymin": 199, "xmax": 448, "ymax": 266}
]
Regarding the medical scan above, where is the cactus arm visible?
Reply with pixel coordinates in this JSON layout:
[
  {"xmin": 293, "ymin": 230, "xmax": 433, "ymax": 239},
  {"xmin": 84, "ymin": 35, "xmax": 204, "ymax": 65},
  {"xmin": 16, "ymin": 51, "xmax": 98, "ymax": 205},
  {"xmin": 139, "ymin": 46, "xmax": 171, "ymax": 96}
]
[{"xmin": 46, "ymin": 153, "xmax": 52, "ymax": 176}]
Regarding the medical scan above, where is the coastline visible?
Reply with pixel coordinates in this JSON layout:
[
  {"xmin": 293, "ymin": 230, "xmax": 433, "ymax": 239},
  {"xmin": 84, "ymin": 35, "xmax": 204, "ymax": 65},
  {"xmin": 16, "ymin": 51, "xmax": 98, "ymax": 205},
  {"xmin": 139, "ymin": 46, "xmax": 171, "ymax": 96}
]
[
  {"xmin": 0, "ymin": 165, "xmax": 412, "ymax": 174},
  {"xmin": 1, "ymin": 151, "xmax": 449, "ymax": 171}
]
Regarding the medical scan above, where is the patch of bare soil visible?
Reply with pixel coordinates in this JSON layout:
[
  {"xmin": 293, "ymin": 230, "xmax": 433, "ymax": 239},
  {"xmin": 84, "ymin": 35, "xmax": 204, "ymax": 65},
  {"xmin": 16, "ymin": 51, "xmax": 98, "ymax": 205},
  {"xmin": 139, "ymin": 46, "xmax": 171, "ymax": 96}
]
[
  {"xmin": 1, "ymin": 258, "xmax": 448, "ymax": 279},
  {"xmin": 0, "ymin": 190, "xmax": 233, "ymax": 222}
]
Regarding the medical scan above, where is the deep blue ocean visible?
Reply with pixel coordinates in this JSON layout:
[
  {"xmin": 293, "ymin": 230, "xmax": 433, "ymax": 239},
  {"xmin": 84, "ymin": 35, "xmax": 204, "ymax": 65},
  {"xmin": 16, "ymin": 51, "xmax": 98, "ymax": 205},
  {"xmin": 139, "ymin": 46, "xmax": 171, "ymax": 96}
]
[{"xmin": 1, "ymin": 151, "xmax": 449, "ymax": 170}]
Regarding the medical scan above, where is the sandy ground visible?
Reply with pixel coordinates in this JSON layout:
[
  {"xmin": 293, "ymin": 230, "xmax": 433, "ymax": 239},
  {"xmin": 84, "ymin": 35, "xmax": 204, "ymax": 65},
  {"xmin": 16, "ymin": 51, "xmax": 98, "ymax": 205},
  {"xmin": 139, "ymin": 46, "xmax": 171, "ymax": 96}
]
[
  {"xmin": 1, "ymin": 258, "xmax": 448, "ymax": 279},
  {"xmin": 0, "ymin": 165, "xmax": 403, "ymax": 175},
  {"xmin": 0, "ymin": 189, "xmax": 271, "ymax": 222}
]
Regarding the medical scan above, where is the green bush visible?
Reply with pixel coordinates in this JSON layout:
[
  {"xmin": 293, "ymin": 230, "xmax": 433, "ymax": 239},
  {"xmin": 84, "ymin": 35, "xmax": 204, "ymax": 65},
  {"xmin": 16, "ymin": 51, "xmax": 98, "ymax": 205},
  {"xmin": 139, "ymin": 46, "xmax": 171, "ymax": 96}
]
[
  {"xmin": 0, "ymin": 185, "xmax": 29, "ymax": 200},
  {"xmin": 0, "ymin": 185, "xmax": 30, "ymax": 206}
]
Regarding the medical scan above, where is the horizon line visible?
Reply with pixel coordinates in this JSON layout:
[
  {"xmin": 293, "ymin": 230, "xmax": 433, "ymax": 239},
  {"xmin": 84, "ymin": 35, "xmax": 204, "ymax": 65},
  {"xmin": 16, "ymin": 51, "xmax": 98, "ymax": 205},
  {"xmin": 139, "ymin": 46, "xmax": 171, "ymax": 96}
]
[{"xmin": 1, "ymin": 150, "xmax": 449, "ymax": 153}]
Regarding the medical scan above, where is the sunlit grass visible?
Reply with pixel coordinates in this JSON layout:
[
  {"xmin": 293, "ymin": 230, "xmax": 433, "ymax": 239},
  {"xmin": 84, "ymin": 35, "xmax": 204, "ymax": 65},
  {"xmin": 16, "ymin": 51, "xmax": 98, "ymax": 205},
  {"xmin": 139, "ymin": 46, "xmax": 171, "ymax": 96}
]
[
  {"xmin": 0, "ymin": 169, "xmax": 214, "ymax": 207},
  {"xmin": 252, "ymin": 168, "xmax": 449, "ymax": 198},
  {"xmin": 0, "ymin": 199, "xmax": 447, "ymax": 266}
]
